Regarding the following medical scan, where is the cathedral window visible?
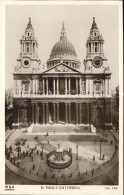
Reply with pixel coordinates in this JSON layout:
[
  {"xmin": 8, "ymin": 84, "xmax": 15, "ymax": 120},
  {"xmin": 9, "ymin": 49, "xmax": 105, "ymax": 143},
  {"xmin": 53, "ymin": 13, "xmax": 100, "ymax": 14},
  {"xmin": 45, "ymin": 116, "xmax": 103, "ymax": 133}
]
[
  {"xmin": 27, "ymin": 42, "xmax": 29, "ymax": 52},
  {"xmin": 95, "ymin": 83, "xmax": 101, "ymax": 94},
  {"xmin": 33, "ymin": 43, "xmax": 35, "ymax": 52},
  {"xmin": 89, "ymin": 43, "xmax": 91, "ymax": 52},
  {"xmin": 95, "ymin": 42, "xmax": 97, "ymax": 52}
]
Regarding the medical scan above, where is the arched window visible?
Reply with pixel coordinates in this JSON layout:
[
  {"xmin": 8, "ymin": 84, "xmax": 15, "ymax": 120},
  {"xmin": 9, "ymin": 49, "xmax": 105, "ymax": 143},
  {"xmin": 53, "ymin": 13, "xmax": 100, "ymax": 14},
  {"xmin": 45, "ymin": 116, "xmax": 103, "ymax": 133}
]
[
  {"xmin": 89, "ymin": 43, "xmax": 91, "ymax": 52},
  {"xmin": 33, "ymin": 43, "xmax": 35, "ymax": 53},
  {"xmin": 27, "ymin": 42, "xmax": 29, "ymax": 52},
  {"xmin": 95, "ymin": 42, "xmax": 97, "ymax": 52},
  {"xmin": 95, "ymin": 83, "xmax": 101, "ymax": 94}
]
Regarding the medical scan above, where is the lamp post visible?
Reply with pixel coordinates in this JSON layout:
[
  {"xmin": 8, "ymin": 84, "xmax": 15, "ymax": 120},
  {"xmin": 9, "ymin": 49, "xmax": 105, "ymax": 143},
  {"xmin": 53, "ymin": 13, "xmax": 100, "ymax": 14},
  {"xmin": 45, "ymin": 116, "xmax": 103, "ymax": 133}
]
[
  {"xmin": 100, "ymin": 141, "xmax": 102, "ymax": 160},
  {"xmin": 76, "ymin": 144, "xmax": 78, "ymax": 160}
]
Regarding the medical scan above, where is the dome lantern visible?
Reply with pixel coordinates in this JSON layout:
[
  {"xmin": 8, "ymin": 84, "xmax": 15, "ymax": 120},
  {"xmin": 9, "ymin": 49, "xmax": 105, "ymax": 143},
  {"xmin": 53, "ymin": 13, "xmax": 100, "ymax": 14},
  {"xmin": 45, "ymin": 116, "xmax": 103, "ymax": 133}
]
[{"xmin": 60, "ymin": 22, "xmax": 67, "ymax": 41}]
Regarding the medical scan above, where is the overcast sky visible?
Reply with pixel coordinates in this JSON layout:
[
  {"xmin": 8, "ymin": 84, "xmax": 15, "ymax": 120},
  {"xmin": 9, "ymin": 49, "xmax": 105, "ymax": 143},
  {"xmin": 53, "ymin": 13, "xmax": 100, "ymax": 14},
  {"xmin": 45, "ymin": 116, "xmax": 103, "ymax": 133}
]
[{"xmin": 5, "ymin": 4, "xmax": 119, "ymax": 91}]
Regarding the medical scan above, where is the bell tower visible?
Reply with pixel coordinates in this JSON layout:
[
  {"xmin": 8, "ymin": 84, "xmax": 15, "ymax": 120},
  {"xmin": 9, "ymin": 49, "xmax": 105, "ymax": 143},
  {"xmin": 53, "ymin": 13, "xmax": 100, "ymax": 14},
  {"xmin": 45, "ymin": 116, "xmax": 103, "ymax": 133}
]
[
  {"xmin": 16, "ymin": 17, "xmax": 40, "ymax": 72},
  {"xmin": 84, "ymin": 17, "xmax": 109, "ymax": 73}
]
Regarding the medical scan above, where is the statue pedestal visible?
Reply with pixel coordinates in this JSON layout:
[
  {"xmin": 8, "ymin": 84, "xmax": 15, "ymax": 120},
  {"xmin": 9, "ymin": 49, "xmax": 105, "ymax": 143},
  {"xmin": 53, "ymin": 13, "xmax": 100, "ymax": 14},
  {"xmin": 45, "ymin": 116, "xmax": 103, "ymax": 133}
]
[
  {"xmin": 91, "ymin": 124, "xmax": 96, "ymax": 133},
  {"xmin": 27, "ymin": 124, "xmax": 34, "ymax": 132}
]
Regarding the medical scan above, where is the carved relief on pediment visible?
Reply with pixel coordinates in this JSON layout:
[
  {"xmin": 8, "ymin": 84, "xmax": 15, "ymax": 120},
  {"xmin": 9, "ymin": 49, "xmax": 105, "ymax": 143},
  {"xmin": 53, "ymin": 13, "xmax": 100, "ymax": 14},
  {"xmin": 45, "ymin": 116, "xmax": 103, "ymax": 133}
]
[{"xmin": 48, "ymin": 65, "xmax": 75, "ymax": 73}]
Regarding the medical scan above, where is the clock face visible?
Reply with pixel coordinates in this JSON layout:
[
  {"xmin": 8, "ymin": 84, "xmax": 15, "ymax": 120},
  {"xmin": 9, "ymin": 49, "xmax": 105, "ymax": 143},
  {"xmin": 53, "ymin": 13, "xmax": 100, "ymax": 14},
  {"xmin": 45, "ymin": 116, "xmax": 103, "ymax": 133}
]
[
  {"xmin": 24, "ymin": 60, "xmax": 29, "ymax": 66},
  {"xmin": 22, "ymin": 58, "xmax": 30, "ymax": 68},
  {"xmin": 93, "ymin": 57, "xmax": 103, "ymax": 68}
]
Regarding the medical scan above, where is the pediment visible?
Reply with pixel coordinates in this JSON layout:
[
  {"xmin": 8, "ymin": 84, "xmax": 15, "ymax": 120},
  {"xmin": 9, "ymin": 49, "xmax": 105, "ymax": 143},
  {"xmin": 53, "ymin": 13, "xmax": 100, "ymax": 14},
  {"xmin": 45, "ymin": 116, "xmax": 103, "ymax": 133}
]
[{"xmin": 42, "ymin": 63, "xmax": 82, "ymax": 74}]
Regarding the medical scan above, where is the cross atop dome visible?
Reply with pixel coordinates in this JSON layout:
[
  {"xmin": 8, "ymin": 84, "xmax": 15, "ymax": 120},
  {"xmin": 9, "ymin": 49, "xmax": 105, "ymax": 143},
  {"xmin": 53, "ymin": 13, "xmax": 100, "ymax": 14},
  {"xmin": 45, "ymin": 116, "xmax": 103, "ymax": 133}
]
[
  {"xmin": 60, "ymin": 21, "xmax": 67, "ymax": 41},
  {"xmin": 90, "ymin": 17, "xmax": 98, "ymax": 31}
]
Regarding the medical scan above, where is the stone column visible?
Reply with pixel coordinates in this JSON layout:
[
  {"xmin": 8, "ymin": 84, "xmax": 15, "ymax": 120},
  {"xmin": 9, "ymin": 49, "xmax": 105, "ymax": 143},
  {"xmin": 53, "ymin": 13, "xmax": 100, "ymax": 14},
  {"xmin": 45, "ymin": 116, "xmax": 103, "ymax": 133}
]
[
  {"xmin": 107, "ymin": 78, "xmax": 109, "ymax": 95},
  {"xmin": 32, "ymin": 103, "xmax": 34, "ymax": 124},
  {"xmin": 37, "ymin": 79, "xmax": 39, "ymax": 95},
  {"xmin": 24, "ymin": 43, "xmax": 25, "ymax": 53},
  {"xmin": 46, "ymin": 78, "xmax": 48, "ymax": 95},
  {"xmin": 86, "ymin": 79, "xmax": 88, "ymax": 95},
  {"xmin": 46, "ymin": 103, "xmax": 49, "ymax": 124},
  {"xmin": 79, "ymin": 103, "xmax": 82, "ymax": 124},
  {"xmin": 43, "ymin": 103, "xmax": 45, "ymax": 124},
  {"xmin": 90, "ymin": 79, "xmax": 93, "ymax": 96},
  {"xmin": 105, "ymin": 79, "xmax": 107, "ymax": 96},
  {"xmin": 33, "ymin": 79, "xmax": 35, "ymax": 95},
  {"xmin": 65, "ymin": 103, "xmax": 68, "ymax": 124},
  {"xmin": 37, "ymin": 104, "xmax": 39, "ymax": 123},
  {"xmin": 22, "ymin": 83, "xmax": 24, "ymax": 95},
  {"xmin": 76, "ymin": 78, "xmax": 79, "ymax": 95},
  {"xmin": 93, "ymin": 81, "xmax": 94, "ymax": 96},
  {"xmin": 69, "ymin": 78, "xmax": 71, "ymax": 95},
  {"xmin": 14, "ymin": 80, "xmax": 16, "ymax": 96},
  {"xmin": 57, "ymin": 103, "xmax": 59, "ymax": 123},
  {"xmin": 53, "ymin": 78, "xmax": 55, "ymax": 95},
  {"xmin": 87, "ymin": 103, "xmax": 90, "ymax": 124},
  {"xmin": 109, "ymin": 79, "xmax": 111, "ymax": 96},
  {"xmin": 57, "ymin": 78, "xmax": 59, "ymax": 95},
  {"xmin": 79, "ymin": 77, "xmax": 82, "ymax": 95},
  {"xmin": 65, "ymin": 78, "xmax": 67, "ymax": 95},
  {"xmin": 53, "ymin": 103, "xmax": 56, "ymax": 124},
  {"xmin": 43, "ymin": 78, "xmax": 45, "ymax": 95},
  {"xmin": 19, "ymin": 80, "xmax": 21, "ymax": 96},
  {"xmin": 68, "ymin": 103, "xmax": 71, "ymax": 124},
  {"xmin": 76, "ymin": 103, "xmax": 78, "ymax": 124},
  {"xmin": 34, "ymin": 103, "xmax": 37, "ymax": 124}
]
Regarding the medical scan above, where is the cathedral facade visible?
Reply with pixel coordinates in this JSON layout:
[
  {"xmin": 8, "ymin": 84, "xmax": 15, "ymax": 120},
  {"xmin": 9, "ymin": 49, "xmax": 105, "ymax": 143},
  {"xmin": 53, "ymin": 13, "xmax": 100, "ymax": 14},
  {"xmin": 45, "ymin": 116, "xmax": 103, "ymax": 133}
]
[{"xmin": 13, "ymin": 17, "xmax": 112, "ymax": 129}]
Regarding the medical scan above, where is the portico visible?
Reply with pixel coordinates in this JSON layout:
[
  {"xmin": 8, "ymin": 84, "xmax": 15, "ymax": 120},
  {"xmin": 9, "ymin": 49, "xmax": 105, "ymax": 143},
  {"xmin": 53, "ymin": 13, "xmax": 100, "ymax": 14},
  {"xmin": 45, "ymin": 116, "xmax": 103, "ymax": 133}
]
[{"xmin": 31, "ymin": 101, "xmax": 90, "ymax": 125}]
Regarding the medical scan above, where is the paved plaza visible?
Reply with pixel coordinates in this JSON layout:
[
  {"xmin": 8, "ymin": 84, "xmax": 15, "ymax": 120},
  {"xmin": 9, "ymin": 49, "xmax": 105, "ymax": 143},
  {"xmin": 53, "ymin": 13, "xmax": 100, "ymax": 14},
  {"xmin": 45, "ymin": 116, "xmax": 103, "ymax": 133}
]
[{"xmin": 5, "ymin": 125, "xmax": 118, "ymax": 185}]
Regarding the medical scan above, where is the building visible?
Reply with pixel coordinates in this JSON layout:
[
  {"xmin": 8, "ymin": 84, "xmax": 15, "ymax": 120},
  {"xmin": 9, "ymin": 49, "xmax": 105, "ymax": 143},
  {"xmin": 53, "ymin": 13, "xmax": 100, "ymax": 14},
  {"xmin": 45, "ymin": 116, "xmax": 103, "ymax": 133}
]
[
  {"xmin": 5, "ymin": 89, "xmax": 13, "ymax": 106},
  {"xmin": 12, "ymin": 17, "xmax": 112, "ymax": 129}
]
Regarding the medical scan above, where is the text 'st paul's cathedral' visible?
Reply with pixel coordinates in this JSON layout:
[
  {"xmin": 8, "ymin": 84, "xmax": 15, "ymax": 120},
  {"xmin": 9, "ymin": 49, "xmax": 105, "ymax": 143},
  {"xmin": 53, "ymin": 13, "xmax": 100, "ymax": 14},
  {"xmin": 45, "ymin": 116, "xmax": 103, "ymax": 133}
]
[{"xmin": 13, "ymin": 17, "xmax": 112, "ymax": 130}]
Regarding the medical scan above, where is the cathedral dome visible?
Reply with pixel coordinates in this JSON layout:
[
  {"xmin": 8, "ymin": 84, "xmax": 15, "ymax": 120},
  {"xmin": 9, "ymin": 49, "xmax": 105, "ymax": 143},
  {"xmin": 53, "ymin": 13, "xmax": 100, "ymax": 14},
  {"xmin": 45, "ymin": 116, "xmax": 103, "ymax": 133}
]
[
  {"xmin": 47, "ymin": 22, "xmax": 81, "ymax": 69},
  {"xmin": 51, "ymin": 39, "xmax": 77, "ymax": 57}
]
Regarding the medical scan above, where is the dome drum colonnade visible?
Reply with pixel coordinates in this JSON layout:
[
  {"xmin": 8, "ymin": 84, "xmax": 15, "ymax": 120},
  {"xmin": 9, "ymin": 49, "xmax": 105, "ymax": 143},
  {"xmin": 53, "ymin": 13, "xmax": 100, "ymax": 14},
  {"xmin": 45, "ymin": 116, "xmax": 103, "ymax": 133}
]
[{"xmin": 12, "ymin": 18, "xmax": 112, "ymax": 129}]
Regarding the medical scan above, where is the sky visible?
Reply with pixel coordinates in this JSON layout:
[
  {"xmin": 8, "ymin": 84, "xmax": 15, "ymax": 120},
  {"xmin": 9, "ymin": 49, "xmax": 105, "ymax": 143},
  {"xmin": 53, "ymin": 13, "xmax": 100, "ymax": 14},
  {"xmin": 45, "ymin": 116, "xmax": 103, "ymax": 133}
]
[{"xmin": 5, "ymin": 4, "xmax": 119, "ymax": 91}]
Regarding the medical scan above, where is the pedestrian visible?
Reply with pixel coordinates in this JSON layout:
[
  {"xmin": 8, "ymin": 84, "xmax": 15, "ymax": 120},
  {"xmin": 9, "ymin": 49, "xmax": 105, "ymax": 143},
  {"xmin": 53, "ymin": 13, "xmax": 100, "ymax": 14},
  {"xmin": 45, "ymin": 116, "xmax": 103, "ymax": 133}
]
[
  {"xmin": 93, "ymin": 155, "xmax": 95, "ymax": 161},
  {"xmin": 110, "ymin": 140, "xmax": 113, "ymax": 145},
  {"xmin": 92, "ymin": 168, "xmax": 94, "ymax": 177},
  {"xmin": 37, "ymin": 150, "xmax": 39, "ymax": 155},
  {"xmin": 40, "ymin": 151, "xmax": 43, "ymax": 157},
  {"xmin": 102, "ymin": 154, "xmax": 105, "ymax": 160},
  {"xmin": 33, "ymin": 164, "xmax": 35, "ymax": 170}
]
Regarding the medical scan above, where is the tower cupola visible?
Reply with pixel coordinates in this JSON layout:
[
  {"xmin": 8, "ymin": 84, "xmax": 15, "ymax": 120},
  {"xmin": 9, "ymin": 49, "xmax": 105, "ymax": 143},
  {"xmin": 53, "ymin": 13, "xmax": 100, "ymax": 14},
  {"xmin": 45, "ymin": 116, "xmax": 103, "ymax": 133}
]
[{"xmin": 86, "ymin": 17, "xmax": 104, "ymax": 57}]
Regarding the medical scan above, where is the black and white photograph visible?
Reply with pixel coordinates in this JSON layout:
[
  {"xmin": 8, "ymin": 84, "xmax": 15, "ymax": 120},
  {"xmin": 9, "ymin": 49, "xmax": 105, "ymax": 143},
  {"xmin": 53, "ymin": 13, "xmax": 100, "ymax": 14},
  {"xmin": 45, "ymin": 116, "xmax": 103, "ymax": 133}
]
[{"xmin": 0, "ymin": 0, "xmax": 123, "ymax": 195}]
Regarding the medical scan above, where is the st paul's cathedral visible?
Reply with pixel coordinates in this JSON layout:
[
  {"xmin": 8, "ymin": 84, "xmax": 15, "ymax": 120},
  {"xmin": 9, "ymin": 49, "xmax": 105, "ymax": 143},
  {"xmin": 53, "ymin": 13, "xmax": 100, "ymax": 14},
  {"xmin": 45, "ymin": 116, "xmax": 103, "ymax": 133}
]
[{"xmin": 12, "ymin": 17, "xmax": 112, "ymax": 130}]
